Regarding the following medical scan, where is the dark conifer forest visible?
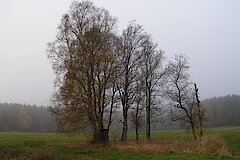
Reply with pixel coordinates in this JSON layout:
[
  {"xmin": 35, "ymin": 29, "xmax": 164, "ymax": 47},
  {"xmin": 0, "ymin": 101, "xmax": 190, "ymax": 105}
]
[{"xmin": 203, "ymin": 94, "xmax": 240, "ymax": 127}]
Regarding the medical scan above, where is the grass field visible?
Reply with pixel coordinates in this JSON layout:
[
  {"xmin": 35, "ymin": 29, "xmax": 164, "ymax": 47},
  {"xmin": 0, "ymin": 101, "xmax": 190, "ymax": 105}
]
[{"xmin": 0, "ymin": 126, "xmax": 239, "ymax": 160}]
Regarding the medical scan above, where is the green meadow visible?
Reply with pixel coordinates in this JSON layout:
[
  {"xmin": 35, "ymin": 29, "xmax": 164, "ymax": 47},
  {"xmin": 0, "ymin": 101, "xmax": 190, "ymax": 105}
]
[{"xmin": 0, "ymin": 126, "xmax": 239, "ymax": 160}]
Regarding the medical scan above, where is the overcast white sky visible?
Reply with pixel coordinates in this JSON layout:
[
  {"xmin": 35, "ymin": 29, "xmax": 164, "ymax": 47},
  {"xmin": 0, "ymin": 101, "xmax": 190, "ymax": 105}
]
[{"xmin": 0, "ymin": 0, "xmax": 240, "ymax": 106}]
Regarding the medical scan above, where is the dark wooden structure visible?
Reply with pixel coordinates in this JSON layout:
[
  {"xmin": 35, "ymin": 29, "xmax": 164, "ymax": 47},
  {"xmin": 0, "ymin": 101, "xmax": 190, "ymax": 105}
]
[{"xmin": 100, "ymin": 129, "xmax": 109, "ymax": 144}]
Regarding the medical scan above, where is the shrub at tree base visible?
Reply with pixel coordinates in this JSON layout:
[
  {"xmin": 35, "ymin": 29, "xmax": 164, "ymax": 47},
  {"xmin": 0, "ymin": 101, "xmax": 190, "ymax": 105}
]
[{"xmin": 113, "ymin": 136, "xmax": 232, "ymax": 157}]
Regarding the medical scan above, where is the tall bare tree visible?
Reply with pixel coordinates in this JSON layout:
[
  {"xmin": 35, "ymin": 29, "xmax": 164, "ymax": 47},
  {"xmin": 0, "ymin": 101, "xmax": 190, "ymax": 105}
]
[
  {"xmin": 117, "ymin": 22, "xmax": 146, "ymax": 141},
  {"xmin": 141, "ymin": 35, "xmax": 165, "ymax": 140},
  {"xmin": 47, "ymin": 1, "xmax": 119, "ymax": 142},
  {"xmin": 166, "ymin": 55, "xmax": 198, "ymax": 140}
]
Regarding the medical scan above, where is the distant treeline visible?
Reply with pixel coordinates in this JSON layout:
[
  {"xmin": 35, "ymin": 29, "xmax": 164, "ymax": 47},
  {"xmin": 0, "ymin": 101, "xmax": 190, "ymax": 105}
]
[
  {"xmin": 0, "ymin": 94, "xmax": 239, "ymax": 132},
  {"xmin": 203, "ymin": 94, "xmax": 240, "ymax": 127},
  {"xmin": 0, "ymin": 103, "xmax": 56, "ymax": 132}
]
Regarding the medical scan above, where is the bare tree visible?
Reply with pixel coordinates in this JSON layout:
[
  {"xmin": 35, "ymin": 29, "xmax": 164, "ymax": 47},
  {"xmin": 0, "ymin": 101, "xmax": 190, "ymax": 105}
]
[
  {"xmin": 107, "ymin": 62, "xmax": 121, "ymax": 130},
  {"xmin": 129, "ymin": 81, "xmax": 145, "ymax": 141},
  {"xmin": 117, "ymin": 22, "xmax": 146, "ymax": 141},
  {"xmin": 47, "ymin": 1, "xmax": 119, "ymax": 143},
  {"xmin": 141, "ymin": 35, "xmax": 165, "ymax": 140},
  {"xmin": 194, "ymin": 83, "xmax": 207, "ymax": 137},
  {"xmin": 166, "ymin": 55, "xmax": 198, "ymax": 140}
]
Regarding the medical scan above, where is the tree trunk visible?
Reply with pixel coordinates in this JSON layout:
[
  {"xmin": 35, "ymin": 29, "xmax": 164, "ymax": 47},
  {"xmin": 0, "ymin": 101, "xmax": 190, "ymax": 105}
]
[
  {"xmin": 194, "ymin": 83, "xmax": 203, "ymax": 137},
  {"xmin": 146, "ymin": 105, "xmax": 151, "ymax": 140},
  {"xmin": 135, "ymin": 127, "xmax": 139, "ymax": 141},
  {"xmin": 107, "ymin": 86, "xmax": 115, "ymax": 130},
  {"xmin": 190, "ymin": 122, "xmax": 197, "ymax": 141},
  {"xmin": 93, "ymin": 128, "xmax": 101, "ymax": 143},
  {"xmin": 135, "ymin": 101, "xmax": 140, "ymax": 141},
  {"xmin": 121, "ymin": 108, "xmax": 128, "ymax": 141},
  {"xmin": 146, "ymin": 85, "xmax": 151, "ymax": 140}
]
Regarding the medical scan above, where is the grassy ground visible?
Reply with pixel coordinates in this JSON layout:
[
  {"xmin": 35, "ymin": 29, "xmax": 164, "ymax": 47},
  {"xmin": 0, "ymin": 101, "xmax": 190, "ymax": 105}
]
[{"xmin": 0, "ymin": 126, "xmax": 239, "ymax": 160}]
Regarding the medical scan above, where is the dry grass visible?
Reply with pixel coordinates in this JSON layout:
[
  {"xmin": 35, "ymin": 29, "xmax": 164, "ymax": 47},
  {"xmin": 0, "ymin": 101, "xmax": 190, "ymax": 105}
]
[
  {"xmin": 112, "ymin": 136, "xmax": 232, "ymax": 157},
  {"xmin": 0, "ymin": 149, "xmax": 58, "ymax": 160},
  {"xmin": 0, "ymin": 148, "xmax": 100, "ymax": 160}
]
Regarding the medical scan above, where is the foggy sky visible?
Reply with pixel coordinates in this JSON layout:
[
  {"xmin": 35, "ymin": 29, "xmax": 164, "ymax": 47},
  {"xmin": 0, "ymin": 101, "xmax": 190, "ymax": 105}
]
[{"xmin": 0, "ymin": 0, "xmax": 240, "ymax": 106}]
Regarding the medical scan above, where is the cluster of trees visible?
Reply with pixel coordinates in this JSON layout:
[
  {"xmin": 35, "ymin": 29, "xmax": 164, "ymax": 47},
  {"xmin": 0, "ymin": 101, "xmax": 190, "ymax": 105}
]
[
  {"xmin": 47, "ymin": 0, "xmax": 206, "ymax": 143},
  {"xmin": 0, "ymin": 103, "xmax": 56, "ymax": 132}
]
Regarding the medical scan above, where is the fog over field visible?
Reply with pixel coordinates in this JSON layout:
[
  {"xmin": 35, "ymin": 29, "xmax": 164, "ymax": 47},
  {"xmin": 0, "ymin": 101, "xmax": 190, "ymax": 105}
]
[{"xmin": 0, "ymin": 0, "xmax": 240, "ymax": 105}]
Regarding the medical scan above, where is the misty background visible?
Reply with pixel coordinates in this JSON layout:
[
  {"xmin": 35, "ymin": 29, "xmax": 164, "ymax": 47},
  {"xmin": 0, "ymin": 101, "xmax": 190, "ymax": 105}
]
[
  {"xmin": 0, "ymin": 0, "xmax": 240, "ymax": 106},
  {"xmin": 0, "ymin": 95, "xmax": 240, "ymax": 132}
]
